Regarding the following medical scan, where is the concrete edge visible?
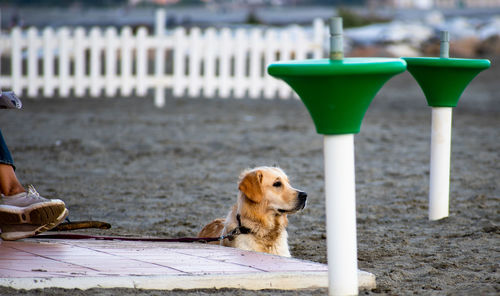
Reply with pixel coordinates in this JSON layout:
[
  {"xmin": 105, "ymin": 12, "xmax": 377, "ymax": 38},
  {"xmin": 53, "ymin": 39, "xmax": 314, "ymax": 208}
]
[{"xmin": 0, "ymin": 270, "xmax": 375, "ymax": 291}]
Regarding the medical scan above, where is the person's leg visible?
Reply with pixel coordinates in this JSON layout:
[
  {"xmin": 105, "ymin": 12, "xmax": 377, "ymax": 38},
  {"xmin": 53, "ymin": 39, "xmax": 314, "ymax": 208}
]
[
  {"xmin": 0, "ymin": 129, "xmax": 25, "ymax": 196},
  {"xmin": 0, "ymin": 128, "xmax": 68, "ymax": 240},
  {"xmin": 0, "ymin": 164, "xmax": 25, "ymax": 196}
]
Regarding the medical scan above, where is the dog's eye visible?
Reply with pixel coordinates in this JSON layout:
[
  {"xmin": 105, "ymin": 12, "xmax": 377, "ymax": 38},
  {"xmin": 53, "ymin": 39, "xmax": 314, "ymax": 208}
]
[{"xmin": 273, "ymin": 181, "xmax": 282, "ymax": 187}]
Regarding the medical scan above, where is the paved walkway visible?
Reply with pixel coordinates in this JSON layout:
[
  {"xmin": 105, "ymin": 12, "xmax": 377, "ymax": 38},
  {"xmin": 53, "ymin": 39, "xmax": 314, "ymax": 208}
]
[{"xmin": 0, "ymin": 237, "xmax": 375, "ymax": 291}]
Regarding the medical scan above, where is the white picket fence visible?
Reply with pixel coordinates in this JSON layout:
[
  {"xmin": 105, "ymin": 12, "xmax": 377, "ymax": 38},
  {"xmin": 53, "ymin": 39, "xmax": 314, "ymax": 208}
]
[{"xmin": 0, "ymin": 10, "xmax": 326, "ymax": 107}]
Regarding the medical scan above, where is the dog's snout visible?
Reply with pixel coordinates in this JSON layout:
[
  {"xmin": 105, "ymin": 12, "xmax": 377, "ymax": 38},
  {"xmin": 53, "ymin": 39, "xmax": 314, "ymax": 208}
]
[{"xmin": 298, "ymin": 191, "xmax": 307, "ymax": 201}]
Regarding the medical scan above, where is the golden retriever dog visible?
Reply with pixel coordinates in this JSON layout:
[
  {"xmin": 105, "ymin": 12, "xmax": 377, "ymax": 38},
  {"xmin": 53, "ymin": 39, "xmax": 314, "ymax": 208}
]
[{"xmin": 198, "ymin": 166, "xmax": 307, "ymax": 257}]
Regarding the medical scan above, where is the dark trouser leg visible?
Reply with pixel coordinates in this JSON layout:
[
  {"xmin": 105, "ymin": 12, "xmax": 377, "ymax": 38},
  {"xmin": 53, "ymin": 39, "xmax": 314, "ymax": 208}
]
[
  {"xmin": 0, "ymin": 129, "xmax": 23, "ymax": 196},
  {"xmin": 0, "ymin": 129, "xmax": 15, "ymax": 170}
]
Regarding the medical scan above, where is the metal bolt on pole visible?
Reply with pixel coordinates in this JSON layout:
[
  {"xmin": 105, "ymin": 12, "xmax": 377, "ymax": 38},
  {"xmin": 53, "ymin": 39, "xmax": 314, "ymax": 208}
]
[
  {"xmin": 329, "ymin": 17, "xmax": 343, "ymax": 61},
  {"xmin": 439, "ymin": 31, "xmax": 449, "ymax": 59}
]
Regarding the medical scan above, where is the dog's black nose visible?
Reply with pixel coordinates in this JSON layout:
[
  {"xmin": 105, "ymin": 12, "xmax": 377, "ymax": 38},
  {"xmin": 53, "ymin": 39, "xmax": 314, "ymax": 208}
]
[{"xmin": 298, "ymin": 191, "xmax": 307, "ymax": 201}]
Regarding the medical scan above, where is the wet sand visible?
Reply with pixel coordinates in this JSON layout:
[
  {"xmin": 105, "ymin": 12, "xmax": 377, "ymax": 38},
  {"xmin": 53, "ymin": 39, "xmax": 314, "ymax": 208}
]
[{"xmin": 0, "ymin": 58, "xmax": 498, "ymax": 295}]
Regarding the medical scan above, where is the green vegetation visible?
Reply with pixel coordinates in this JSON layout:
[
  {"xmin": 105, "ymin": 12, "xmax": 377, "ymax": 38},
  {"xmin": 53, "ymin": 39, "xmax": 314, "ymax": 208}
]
[
  {"xmin": 337, "ymin": 7, "xmax": 389, "ymax": 28},
  {"xmin": 245, "ymin": 10, "xmax": 261, "ymax": 25}
]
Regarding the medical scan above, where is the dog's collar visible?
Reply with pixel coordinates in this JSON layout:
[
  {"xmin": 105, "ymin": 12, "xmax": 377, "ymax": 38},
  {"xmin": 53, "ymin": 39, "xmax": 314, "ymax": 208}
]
[
  {"xmin": 236, "ymin": 214, "xmax": 252, "ymax": 234},
  {"xmin": 221, "ymin": 214, "xmax": 252, "ymax": 241}
]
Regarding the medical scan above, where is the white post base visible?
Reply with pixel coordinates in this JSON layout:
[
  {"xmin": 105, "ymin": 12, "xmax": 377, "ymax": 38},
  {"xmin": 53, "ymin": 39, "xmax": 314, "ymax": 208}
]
[
  {"xmin": 429, "ymin": 107, "xmax": 452, "ymax": 221},
  {"xmin": 324, "ymin": 134, "xmax": 358, "ymax": 296},
  {"xmin": 155, "ymin": 87, "xmax": 165, "ymax": 108}
]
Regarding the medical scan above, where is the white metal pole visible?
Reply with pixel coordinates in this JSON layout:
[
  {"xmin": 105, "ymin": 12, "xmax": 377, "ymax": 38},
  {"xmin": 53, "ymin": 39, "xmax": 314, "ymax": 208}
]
[
  {"xmin": 323, "ymin": 17, "xmax": 358, "ymax": 296},
  {"xmin": 429, "ymin": 107, "xmax": 452, "ymax": 220},
  {"xmin": 324, "ymin": 134, "xmax": 358, "ymax": 296},
  {"xmin": 428, "ymin": 31, "xmax": 452, "ymax": 221}
]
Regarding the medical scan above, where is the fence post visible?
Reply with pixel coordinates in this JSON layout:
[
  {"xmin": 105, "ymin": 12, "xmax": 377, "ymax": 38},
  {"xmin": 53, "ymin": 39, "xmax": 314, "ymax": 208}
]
[
  {"xmin": 90, "ymin": 27, "xmax": 102, "ymax": 97},
  {"xmin": 188, "ymin": 27, "xmax": 202, "ymax": 98},
  {"xmin": 278, "ymin": 30, "xmax": 291, "ymax": 99},
  {"xmin": 58, "ymin": 27, "xmax": 70, "ymax": 97},
  {"xmin": 136, "ymin": 27, "xmax": 148, "ymax": 97},
  {"xmin": 204, "ymin": 27, "xmax": 217, "ymax": 98},
  {"xmin": 294, "ymin": 26, "xmax": 307, "ymax": 60},
  {"xmin": 172, "ymin": 27, "xmax": 186, "ymax": 97},
  {"xmin": 154, "ymin": 9, "xmax": 166, "ymax": 107},
  {"xmin": 263, "ymin": 29, "xmax": 277, "ymax": 99},
  {"xmin": 313, "ymin": 18, "xmax": 325, "ymax": 59},
  {"xmin": 218, "ymin": 28, "xmax": 231, "ymax": 98},
  {"xmin": 27, "ymin": 27, "xmax": 39, "ymax": 97},
  {"xmin": 120, "ymin": 27, "xmax": 133, "ymax": 97},
  {"xmin": 234, "ymin": 28, "xmax": 247, "ymax": 98},
  {"xmin": 43, "ymin": 28, "xmax": 55, "ymax": 97},
  {"xmin": 11, "ymin": 27, "xmax": 22, "ymax": 95},
  {"xmin": 73, "ymin": 27, "xmax": 85, "ymax": 97},
  {"xmin": 249, "ymin": 28, "xmax": 262, "ymax": 99},
  {"xmin": 105, "ymin": 27, "xmax": 118, "ymax": 97},
  {"xmin": 155, "ymin": 8, "xmax": 166, "ymax": 37}
]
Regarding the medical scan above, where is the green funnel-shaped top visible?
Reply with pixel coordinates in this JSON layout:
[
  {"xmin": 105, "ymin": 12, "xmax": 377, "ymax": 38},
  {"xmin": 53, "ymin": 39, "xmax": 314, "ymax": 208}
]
[
  {"xmin": 403, "ymin": 57, "xmax": 490, "ymax": 107},
  {"xmin": 268, "ymin": 58, "xmax": 407, "ymax": 135}
]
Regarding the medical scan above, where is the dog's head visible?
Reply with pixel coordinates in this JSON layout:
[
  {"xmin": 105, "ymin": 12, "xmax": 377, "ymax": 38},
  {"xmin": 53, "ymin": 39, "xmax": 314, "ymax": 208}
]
[{"xmin": 238, "ymin": 166, "xmax": 307, "ymax": 215}]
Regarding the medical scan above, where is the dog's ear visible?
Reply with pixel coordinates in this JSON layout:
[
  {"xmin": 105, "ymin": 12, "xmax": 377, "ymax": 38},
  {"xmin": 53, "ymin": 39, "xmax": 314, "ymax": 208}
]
[{"xmin": 239, "ymin": 170, "xmax": 263, "ymax": 203}]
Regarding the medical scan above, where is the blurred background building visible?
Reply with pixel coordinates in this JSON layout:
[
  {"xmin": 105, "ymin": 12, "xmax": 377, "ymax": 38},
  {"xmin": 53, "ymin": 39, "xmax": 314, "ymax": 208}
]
[
  {"xmin": 1, "ymin": 0, "xmax": 499, "ymax": 28},
  {"xmin": 0, "ymin": 0, "xmax": 498, "ymax": 102},
  {"xmin": 388, "ymin": 0, "xmax": 500, "ymax": 9}
]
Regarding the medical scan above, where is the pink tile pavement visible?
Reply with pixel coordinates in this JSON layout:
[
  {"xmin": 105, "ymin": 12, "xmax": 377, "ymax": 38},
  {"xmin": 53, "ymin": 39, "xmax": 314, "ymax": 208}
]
[{"xmin": 0, "ymin": 237, "xmax": 333, "ymax": 290}]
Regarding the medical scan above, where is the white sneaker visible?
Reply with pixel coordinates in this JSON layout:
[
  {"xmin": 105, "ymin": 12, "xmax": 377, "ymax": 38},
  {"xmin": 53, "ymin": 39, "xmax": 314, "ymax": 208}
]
[
  {"xmin": 0, "ymin": 91, "xmax": 22, "ymax": 109},
  {"xmin": 0, "ymin": 185, "xmax": 68, "ymax": 240},
  {"xmin": 0, "ymin": 208, "xmax": 69, "ymax": 241}
]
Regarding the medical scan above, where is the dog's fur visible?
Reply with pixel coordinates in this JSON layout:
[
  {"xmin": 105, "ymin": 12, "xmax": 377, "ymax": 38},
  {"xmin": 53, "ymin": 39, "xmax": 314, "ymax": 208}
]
[{"xmin": 198, "ymin": 166, "xmax": 307, "ymax": 257}]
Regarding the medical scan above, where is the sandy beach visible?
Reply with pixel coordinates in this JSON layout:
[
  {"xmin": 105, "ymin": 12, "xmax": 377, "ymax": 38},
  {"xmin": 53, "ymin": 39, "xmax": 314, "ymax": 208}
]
[{"xmin": 0, "ymin": 57, "xmax": 498, "ymax": 295}]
